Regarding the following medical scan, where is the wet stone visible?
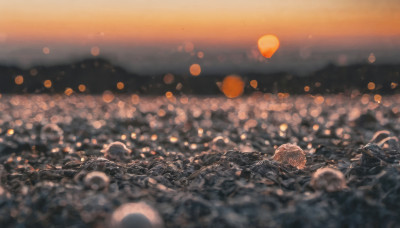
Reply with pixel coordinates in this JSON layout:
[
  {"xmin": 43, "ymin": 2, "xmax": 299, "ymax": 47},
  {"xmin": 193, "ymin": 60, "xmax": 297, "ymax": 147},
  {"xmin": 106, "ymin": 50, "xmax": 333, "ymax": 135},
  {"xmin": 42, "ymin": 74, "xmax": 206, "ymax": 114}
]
[
  {"xmin": 273, "ymin": 143, "xmax": 307, "ymax": 169},
  {"xmin": 84, "ymin": 171, "xmax": 110, "ymax": 191},
  {"xmin": 310, "ymin": 167, "xmax": 347, "ymax": 192},
  {"xmin": 110, "ymin": 202, "xmax": 164, "ymax": 228},
  {"xmin": 102, "ymin": 141, "xmax": 131, "ymax": 162},
  {"xmin": 1, "ymin": 95, "xmax": 400, "ymax": 227},
  {"xmin": 40, "ymin": 123, "xmax": 64, "ymax": 144}
]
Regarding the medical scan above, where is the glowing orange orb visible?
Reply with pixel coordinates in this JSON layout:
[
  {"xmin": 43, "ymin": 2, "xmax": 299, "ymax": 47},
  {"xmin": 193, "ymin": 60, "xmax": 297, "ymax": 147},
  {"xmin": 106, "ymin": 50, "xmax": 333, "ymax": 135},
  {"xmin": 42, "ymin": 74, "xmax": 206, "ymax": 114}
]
[
  {"xmin": 189, "ymin": 64, "xmax": 201, "ymax": 76},
  {"xmin": 221, "ymin": 75, "xmax": 245, "ymax": 98},
  {"xmin": 257, "ymin": 34, "xmax": 280, "ymax": 58}
]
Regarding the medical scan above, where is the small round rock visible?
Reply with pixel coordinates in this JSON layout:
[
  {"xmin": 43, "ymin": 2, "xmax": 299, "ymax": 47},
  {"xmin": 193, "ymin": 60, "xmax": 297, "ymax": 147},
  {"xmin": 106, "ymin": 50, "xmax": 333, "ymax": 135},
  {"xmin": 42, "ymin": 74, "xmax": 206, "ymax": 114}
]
[
  {"xmin": 84, "ymin": 171, "xmax": 110, "ymax": 191},
  {"xmin": 40, "ymin": 123, "xmax": 64, "ymax": 143},
  {"xmin": 310, "ymin": 167, "xmax": 347, "ymax": 192},
  {"xmin": 273, "ymin": 143, "xmax": 306, "ymax": 169},
  {"xmin": 102, "ymin": 141, "xmax": 131, "ymax": 161},
  {"xmin": 110, "ymin": 202, "xmax": 163, "ymax": 228}
]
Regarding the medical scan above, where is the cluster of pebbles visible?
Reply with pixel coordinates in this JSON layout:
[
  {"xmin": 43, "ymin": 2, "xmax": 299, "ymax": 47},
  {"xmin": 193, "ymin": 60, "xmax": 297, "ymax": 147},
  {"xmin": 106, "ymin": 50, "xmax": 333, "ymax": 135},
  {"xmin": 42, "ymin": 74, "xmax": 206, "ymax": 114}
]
[{"xmin": 1, "ymin": 94, "xmax": 400, "ymax": 227}]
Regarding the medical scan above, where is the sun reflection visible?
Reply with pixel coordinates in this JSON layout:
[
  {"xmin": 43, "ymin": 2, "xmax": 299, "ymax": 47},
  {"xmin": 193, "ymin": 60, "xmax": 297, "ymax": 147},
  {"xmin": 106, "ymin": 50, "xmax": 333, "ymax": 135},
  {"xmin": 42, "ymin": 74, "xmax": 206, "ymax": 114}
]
[
  {"xmin": 257, "ymin": 34, "xmax": 280, "ymax": 58},
  {"xmin": 189, "ymin": 64, "xmax": 201, "ymax": 76},
  {"xmin": 221, "ymin": 75, "xmax": 244, "ymax": 98}
]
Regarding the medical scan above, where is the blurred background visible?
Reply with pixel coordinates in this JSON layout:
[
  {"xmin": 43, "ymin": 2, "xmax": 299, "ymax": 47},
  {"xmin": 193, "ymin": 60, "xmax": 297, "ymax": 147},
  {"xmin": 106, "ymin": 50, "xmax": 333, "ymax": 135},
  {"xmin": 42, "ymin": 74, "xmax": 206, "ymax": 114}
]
[{"xmin": 0, "ymin": 0, "xmax": 399, "ymax": 94}]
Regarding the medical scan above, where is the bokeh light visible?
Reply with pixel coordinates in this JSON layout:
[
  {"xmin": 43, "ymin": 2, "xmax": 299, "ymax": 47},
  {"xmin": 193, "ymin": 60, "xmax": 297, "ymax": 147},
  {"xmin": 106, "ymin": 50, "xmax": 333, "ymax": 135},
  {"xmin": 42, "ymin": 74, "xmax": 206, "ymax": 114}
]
[
  {"xmin": 368, "ymin": 53, "xmax": 376, "ymax": 63},
  {"xmin": 91, "ymin": 46, "xmax": 100, "ymax": 56},
  {"xmin": 189, "ymin": 64, "xmax": 201, "ymax": 76},
  {"xmin": 14, "ymin": 75, "xmax": 24, "ymax": 85},
  {"xmin": 7, "ymin": 129, "xmax": 14, "ymax": 136},
  {"xmin": 257, "ymin": 34, "xmax": 280, "ymax": 58},
  {"xmin": 367, "ymin": 82, "xmax": 375, "ymax": 90},
  {"xmin": 42, "ymin": 47, "xmax": 50, "ymax": 55},
  {"xmin": 163, "ymin": 73, "xmax": 174, "ymax": 84},
  {"xmin": 221, "ymin": 75, "xmax": 245, "ymax": 98},
  {"xmin": 250, "ymin": 80, "xmax": 258, "ymax": 89},
  {"xmin": 184, "ymin": 41, "xmax": 194, "ymax": 53},
  {"xmin": 64, "ymin": 88, "xmax": 73, "ymax": 96},
  {"xmin": 117, "ymin": 82, "xmax": 125, "ymax": 90},
  {"xmin": 165, "ymin": 91, "xmax": 173, "ymax": 99},
  {"xmin": 78, "ymin": 84, "xmax": 86, "ymax": 92},
  {"xmin": 197, "ymin": 51, "xmax": 204, "ymax": 59},
  {"xmin": 131, "ymin": 94, "xmax": 140, "ymax": 104},
  {"xmin": 44, "ymin": 80, "xmax": 52, "ymax": 88},
  {"xmin": 102, "ymin": 90, "xmax": 115, "ymax": 103}
]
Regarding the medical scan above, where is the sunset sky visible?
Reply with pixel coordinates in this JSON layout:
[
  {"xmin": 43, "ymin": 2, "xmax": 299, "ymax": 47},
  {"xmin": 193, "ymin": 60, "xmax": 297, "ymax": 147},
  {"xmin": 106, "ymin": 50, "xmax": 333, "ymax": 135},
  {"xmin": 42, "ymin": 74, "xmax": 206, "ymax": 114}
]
[{"xmin": 0, "ymin": 0, "xmax": 399, "ymax": 74}]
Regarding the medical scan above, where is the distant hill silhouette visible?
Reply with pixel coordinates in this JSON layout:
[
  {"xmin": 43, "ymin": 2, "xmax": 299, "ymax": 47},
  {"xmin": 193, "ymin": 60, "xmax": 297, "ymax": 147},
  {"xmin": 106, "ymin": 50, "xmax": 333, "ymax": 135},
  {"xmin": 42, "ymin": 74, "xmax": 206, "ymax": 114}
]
[{"xmin": 0, "ymin": 58, "xmax": 399, "ymax": 95}]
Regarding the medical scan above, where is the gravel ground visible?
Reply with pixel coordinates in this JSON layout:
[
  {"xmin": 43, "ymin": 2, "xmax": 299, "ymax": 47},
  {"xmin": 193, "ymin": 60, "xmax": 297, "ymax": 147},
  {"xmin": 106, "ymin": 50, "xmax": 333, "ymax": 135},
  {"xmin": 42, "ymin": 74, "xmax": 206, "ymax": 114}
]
[{"xmin": 1, "ymin": 94, "xmax": 400, "ymax": 228}]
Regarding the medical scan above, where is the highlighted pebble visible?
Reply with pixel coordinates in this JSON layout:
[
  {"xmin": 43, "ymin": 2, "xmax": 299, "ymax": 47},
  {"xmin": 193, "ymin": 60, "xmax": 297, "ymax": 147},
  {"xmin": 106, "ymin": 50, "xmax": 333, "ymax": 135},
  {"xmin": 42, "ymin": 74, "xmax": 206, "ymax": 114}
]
[
  {"xmin": 273, "ymin": 143, "xmax": 306, "ymax": 169},
  {"xmin": 84, "ymin": 171, "xmax": 110, "ymax": 191},
  {"xmin": 310, "ymin": 167, "xmax": 347, "ymax": 192},
  {"xmin": 110, "ymin": 202, "xmax": 163, "ymax": 228},
  {"xmin": 102, "ymin": 141, "xmax": 131, "ymax": 162},
  {"xmin": 210, "ymin": 136, "xmax": 236, "ymax": 152},
  {"xmin": 40, "ymin": 123, "xmax": 64, "ymax": 144}
]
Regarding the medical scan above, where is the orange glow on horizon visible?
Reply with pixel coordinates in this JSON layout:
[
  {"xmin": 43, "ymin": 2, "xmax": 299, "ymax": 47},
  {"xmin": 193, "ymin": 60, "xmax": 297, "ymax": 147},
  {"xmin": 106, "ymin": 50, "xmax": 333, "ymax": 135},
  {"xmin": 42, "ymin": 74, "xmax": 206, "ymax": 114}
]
[{"xmin": 1, "ymin": 1, "xmax": 399, "ymax": 47}]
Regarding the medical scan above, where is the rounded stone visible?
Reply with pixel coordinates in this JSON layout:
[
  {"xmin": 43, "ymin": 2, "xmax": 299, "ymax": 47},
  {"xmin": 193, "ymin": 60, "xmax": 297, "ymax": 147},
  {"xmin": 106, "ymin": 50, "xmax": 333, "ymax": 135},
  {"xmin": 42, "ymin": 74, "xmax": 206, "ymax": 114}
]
[
  {"xmin": 310, "ymin": 167, "xmax": 347, "ymax": 192},
  {"xmin": 273, "ymin": 143, "xmax": 306, "ymax": 169}
]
